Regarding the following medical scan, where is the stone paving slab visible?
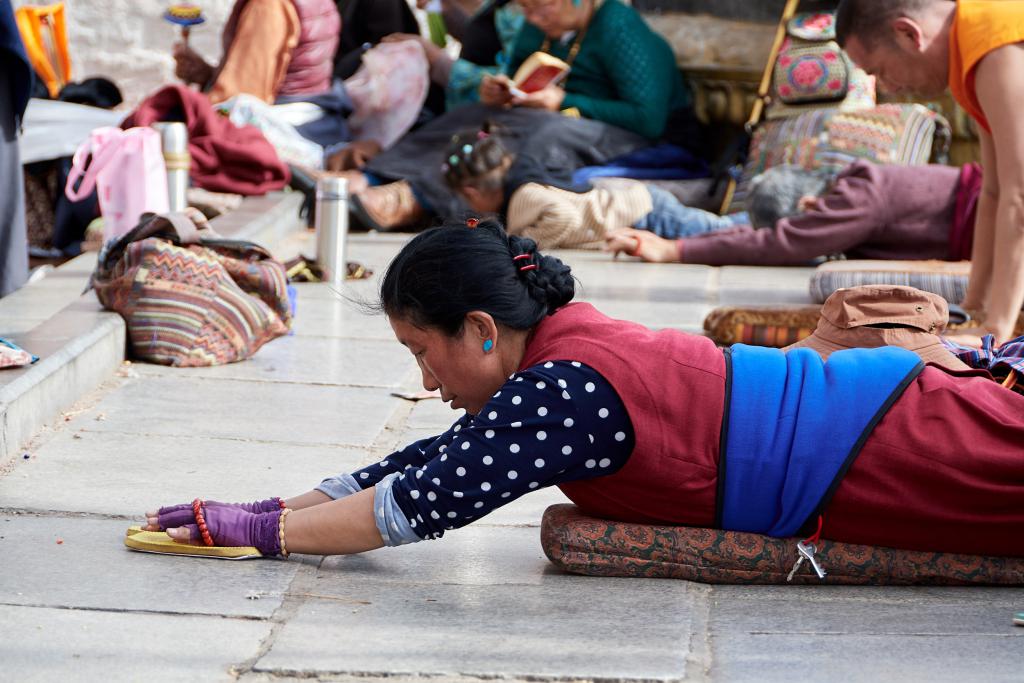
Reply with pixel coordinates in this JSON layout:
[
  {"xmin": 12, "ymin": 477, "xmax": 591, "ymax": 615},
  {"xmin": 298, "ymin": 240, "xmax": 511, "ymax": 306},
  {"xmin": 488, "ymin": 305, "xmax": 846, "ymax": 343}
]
[
  {"xmin": 1, "ymin": 430, "xmax": 374, "ymax": 516},
  {"xmin": 0, "ymin": 604, "xmax": 270, "ymax": 683},
  {"xmin": 709, "ymin": 634, "xmax": 1023, "ymax": 682},
  {"xmin": 320, "ymin": 525, "xmax": 560, "ymax": 587},
  {"xmin": 708, "ymin": 585, "xmax": 1024, "ymax": 634},
  {"xmin": 716, "ymin": 265, "xmax": 815, "ymax": 305},
  {"xmin": 256, "ymin": 577, "xmax": 698, "ymax": 680},
  {"xmin": 76, "ymin": 375, "xmax": 399, "ymax": 448},
  {"xmin": 0, "ymin": 516, "xmax": 297, "ymax": 617},
  {"xmin": 133, "ymin": 336, "xmax": 416, "ymax": 389},
  {"xmin": 706, "ymin": 585, "xmax": 1024, "ymax": 681},
  {"xmin": 288, "ymin": 293, "xmax": 396, "ymax": 341}
]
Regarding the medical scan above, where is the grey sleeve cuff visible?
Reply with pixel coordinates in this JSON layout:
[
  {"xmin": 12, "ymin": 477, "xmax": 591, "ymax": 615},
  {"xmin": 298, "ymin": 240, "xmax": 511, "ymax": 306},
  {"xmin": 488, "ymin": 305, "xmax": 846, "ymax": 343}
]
[
  {"xmin": 373, "ymin": 473, "xmax": 422, "ymax": 547},
  {"xmin": 315, "ymin": 472, "xmax": 363, "ymax": 500}
]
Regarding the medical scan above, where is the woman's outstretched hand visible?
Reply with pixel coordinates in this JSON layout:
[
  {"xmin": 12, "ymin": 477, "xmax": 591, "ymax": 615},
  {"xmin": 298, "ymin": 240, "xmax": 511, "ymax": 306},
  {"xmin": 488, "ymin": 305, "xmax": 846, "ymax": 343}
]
[
  {"xmin": 157, "ymin": 504, "xmax": 283, "ymax": 554},
  {"xmin": 143, "ymin": 497, "xmax": 283, "ymax": 532},
  {"xmin": 604, "ymin": 229, "xmax": 681, "ymax": 263}
]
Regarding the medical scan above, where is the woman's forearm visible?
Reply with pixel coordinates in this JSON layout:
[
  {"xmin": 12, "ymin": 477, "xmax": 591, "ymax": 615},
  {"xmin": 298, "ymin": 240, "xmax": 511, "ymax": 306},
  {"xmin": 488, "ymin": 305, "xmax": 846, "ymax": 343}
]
[
  {"xmin": 284, "ymin": 489, "xmax": 334, "ymax": 511},
  {"xmin": 284, "ymin": 487, "xmax": 384, "ymax": 555}
]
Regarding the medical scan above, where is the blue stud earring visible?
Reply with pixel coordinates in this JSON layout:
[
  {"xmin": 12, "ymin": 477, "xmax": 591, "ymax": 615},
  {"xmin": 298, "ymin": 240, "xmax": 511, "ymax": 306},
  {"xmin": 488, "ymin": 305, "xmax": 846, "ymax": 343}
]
[{"xmin": 483, "ymin": 339, "xmax": 494, "ymax": 353}]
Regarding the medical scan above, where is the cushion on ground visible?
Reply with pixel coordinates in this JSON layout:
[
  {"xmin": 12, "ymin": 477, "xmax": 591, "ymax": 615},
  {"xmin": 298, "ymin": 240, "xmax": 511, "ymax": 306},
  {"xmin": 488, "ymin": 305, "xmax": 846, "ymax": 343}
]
[
  {"xmin": 703, "ymin": 305, "xmax": 821, "ymax": 346},
  {"xmin": 810, "ymin": 259, "xmax": 971, "ymax": 305},
  {"xmin": 540, "ymin": 504, "xmax": 1024, "ymax": 585}
]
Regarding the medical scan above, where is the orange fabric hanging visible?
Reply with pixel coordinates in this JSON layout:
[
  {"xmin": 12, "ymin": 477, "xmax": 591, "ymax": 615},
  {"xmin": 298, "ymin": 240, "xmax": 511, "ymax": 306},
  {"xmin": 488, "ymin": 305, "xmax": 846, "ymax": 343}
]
[
  {"xmin": 947, "ymin": 0, "xmax": 1024, "ymax": 134},
  {"xmin": 15, "ymin": 2, "xmax": 72, "ymax": 98}
]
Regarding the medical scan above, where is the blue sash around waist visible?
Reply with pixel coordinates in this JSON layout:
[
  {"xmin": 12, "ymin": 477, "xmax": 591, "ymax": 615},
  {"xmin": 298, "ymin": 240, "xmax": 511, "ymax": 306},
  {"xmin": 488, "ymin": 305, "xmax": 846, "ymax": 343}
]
[{"xmin": 715, "ymin": 344, "xmax": 923, "ymax": 538}]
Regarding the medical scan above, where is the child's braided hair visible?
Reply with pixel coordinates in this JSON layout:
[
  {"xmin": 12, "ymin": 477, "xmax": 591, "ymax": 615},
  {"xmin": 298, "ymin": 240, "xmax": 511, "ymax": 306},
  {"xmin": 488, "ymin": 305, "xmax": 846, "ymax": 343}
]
[{"xmin": 441, "ymin": 120, "xmax": 515, "ymax": 192}]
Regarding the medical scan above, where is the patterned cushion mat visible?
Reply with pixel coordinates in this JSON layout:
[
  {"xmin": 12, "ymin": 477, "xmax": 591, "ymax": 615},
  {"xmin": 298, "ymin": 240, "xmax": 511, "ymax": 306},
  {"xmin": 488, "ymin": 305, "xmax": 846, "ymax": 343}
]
[
  {"xmin": 541, "ymin": 504, "xmax": 1024, "ymax": 585},
  {"xmin": 810, "ymin": 259, "xmax": 972, "ymax": 306}
]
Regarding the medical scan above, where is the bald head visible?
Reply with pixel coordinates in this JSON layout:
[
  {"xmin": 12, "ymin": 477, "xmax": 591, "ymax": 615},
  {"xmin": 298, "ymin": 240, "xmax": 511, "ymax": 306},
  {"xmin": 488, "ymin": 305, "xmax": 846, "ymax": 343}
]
[{"xmin": 836, "ymin": 0, "xmax": 937, "ymax": 48}]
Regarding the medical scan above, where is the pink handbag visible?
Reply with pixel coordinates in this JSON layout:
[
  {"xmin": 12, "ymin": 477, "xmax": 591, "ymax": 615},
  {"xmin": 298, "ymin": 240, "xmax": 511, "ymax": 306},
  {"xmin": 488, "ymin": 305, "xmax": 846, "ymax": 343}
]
[{"xmin": 65, "ymin": 126, "xmax": 170, "ymax": 243}]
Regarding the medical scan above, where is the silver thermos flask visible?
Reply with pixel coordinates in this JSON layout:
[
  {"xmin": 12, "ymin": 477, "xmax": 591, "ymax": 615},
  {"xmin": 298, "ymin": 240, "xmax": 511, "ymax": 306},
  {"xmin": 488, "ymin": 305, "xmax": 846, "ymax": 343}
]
[
  {"xmin": 315, "ymin": 176, "xmax": 349, "ymax": 288},
  {"xmin": 153, "ymin": 122, "xmax": 189, "ymax": 211}
]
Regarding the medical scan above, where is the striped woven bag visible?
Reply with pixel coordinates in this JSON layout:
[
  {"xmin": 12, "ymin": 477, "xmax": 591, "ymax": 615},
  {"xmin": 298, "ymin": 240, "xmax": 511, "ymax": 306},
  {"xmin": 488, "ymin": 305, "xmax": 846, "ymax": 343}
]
[{"xmin": 91, "ymin": 212, "xmax": 291, "ymax": 366}]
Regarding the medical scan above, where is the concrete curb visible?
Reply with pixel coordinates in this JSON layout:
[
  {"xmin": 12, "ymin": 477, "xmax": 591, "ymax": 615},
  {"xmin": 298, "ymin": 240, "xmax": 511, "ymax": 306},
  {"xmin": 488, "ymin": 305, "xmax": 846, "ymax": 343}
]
[
  {"xmin": 1, "ymin": 297, "xmax": 125, "ymax": 464},
  {"xmin": 0, "ymin": 191, "xmax": 305, "ymax": 465}
]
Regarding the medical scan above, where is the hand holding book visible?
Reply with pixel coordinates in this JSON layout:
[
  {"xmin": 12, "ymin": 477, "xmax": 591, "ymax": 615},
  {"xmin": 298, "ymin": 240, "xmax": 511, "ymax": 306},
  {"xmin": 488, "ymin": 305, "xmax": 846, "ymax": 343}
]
[{"xmin": 480, "ymin": 52, "xmax": 571, "ymax": 111}]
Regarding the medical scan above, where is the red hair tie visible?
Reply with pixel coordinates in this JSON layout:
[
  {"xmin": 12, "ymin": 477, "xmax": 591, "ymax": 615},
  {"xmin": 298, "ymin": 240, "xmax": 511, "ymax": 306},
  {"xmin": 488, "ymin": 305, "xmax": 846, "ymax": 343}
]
[
  {"xmin": 512, "ymin": 254, "xmax": 530, "ymax": 261},
  {"xmin": 519, "ymin": 264, "xmax": 538, "ymax": 272},
  {"xmin": 466, "ymin": 218, "xmax": 479, "ymax": 228}
]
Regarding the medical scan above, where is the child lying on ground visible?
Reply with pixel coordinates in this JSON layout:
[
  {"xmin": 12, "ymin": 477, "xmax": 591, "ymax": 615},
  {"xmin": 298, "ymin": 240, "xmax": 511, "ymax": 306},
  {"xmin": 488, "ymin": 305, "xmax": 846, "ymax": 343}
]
[
  {"xmin": 442, "ymin": 125, "xmax": 746, "ymax": 250},
  {"xmin": 605, "ymin": 160, "xmax": 982, "ymax": 265}
]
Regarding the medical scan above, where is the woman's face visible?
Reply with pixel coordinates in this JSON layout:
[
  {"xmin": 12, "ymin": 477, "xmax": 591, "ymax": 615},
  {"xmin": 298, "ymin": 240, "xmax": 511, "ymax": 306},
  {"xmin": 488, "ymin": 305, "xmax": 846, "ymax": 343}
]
[
  {"xmin": 519, "ymin": 0, "xmax": 574, "ymax": 37},
  {"xmin": 389, "ymin": 314, "xmax": 508, "ymax": 415}
]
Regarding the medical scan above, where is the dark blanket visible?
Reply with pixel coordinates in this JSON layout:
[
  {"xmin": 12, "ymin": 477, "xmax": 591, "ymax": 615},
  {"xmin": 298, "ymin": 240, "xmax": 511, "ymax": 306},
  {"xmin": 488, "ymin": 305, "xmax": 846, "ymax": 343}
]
[
  {"xmin": 122, "ymin": 84, "xmax": 290, "ymax": 196},
  {"xmin": 364, "ymin": 103, "xmax": 648, "ymax": 217}
]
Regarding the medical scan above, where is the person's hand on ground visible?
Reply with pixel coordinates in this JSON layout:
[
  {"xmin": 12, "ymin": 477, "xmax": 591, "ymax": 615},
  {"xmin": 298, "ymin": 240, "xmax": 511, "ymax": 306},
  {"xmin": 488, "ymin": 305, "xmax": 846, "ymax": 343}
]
[
  {"xmin": 143, "ymin": 497, "xmax": 283, "ymax": 531},
  {"xmin": 511, "ymin": 83, "xmax": 565, "ymax": 112},
  {"xmin": 172, "ymin": 42, "xmax": 214, "ymax": 86},
  {"xmin": 326, "ymin": 139, "xmax": 382, "ymax": 171},
  {"xmin": 480, "ymin": 74, "xmax": 514, "ymax": 108},
  {"xmin": 162, "ymin": 504, "xmax": 283, "ymax": 554},
  {"xmin": 605, "ymin": 229, "xmax": 681, "ymax": 263},
  {"xmin": 381, "ymin": 32, "xmax": 446, "ymax": 67}
]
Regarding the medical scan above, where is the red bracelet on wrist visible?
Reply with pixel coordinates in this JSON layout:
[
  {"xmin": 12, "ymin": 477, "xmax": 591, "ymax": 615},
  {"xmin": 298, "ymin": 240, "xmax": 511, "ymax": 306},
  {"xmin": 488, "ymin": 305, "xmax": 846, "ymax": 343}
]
[{"xmin": 191, "ymin": 498, "xmax": 215, "ymax": 546}]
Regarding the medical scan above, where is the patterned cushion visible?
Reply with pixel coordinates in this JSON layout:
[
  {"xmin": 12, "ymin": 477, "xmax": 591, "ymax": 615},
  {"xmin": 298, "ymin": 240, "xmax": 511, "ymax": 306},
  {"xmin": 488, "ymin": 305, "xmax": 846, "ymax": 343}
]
[
  {"xmin": 703, "ymin": 305, "xmax": 820, "ymax": 347},
  {"xmin": 541, "ymin": 504, "xmax": 1024, "ymax": 585},
  {"xmin": 810, "ymin": 259, "xmax": 970, "ymax": 305},
  {"xmin": 729, "ymin": 104, "xmax": 950, "ymax": 214}
]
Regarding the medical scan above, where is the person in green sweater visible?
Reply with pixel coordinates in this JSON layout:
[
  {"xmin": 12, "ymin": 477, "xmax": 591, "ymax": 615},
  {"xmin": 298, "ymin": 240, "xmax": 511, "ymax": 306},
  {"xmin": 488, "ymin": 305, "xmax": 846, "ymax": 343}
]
[
  {"xmin": 340, "ymin": 0, "xmax": 700, "ymax": 231},
  {"xmin": 481, "ymin": 0, "xmax": 691, "ymax": 140}
]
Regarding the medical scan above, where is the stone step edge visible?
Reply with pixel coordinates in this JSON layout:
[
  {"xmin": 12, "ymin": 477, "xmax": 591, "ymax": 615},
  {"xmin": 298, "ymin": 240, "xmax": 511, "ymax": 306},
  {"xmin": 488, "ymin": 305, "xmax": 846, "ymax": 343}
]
[
  {"xmin": 0, "ymin": 298, "xmax": 125, "ymax": 465},
  {"xmin": 0, "ymin": 191, "xmax": 306, "ymax": 465}
]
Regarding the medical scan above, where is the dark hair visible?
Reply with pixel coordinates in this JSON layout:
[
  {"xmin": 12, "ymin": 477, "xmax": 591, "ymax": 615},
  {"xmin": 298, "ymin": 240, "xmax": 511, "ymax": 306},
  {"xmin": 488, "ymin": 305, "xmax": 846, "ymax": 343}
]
[
  {"xmin": 441, "ymin": 121, "xmax": 514, "ymax": 192},
  {"xmin": 747, "ymin": 165, "xmax": 831, "ymax": 229},
  {"xmin": 378, "ymin": 218, "xmax": 575, "ymax": 336},
  {"xmin": 836, "ymin": 0, "xmax": 932, "ymax": 48}
]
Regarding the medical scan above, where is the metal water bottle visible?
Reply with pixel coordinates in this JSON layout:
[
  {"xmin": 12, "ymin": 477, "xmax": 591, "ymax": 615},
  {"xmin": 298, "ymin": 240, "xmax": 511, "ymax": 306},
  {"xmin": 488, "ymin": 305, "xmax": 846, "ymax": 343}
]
[
  {"xmin": 153, "ymin": 122, "xmax": 189, "ymax": 211},
  {"xmin": 315, "ymin": 176, "xmax": 349, "ymax": 288}
]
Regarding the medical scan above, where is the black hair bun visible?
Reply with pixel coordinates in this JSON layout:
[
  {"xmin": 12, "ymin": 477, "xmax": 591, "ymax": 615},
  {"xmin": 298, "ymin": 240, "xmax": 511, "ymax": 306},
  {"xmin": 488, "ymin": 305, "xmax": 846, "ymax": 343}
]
[{"xmin": 507, "ymin": 233, "xmax": 575, "ymax": 315}]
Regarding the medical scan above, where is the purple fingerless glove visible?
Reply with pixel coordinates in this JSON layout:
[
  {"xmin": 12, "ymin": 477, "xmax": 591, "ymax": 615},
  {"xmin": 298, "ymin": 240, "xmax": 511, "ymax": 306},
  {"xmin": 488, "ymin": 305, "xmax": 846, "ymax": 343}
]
[
  {"xmin": 156, "ymin": 497, "xmax": 283, "ymax": 530},
  {"xmin": 184, "ymin": 504, "xmax": 284, "ymax": 555}
]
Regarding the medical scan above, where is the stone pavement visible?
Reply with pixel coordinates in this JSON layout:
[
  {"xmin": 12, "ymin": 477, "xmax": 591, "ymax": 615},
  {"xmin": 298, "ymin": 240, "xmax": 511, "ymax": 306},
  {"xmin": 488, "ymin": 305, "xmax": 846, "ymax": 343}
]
[{"xmin": 1, "ymin": 232, "xmax": 1022, "ymax": 682}]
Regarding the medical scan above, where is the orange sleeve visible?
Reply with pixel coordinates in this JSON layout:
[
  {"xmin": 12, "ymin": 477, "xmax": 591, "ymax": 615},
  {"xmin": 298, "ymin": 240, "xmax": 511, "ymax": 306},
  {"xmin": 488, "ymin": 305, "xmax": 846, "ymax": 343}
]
[{"xmin": 208, "ymin": 0, "xmax": 300, "ymax": 104}]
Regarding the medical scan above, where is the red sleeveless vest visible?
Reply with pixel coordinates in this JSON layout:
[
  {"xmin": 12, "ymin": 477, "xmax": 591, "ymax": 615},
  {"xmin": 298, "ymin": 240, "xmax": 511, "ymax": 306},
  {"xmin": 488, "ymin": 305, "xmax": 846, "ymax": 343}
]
[
  {"xmin": 279, "ymin": 0, "xmax": 340, "ymax": 97},
  {"xmin": 518, "ymin": 303, "xmax": 726, "ymax": 525}
]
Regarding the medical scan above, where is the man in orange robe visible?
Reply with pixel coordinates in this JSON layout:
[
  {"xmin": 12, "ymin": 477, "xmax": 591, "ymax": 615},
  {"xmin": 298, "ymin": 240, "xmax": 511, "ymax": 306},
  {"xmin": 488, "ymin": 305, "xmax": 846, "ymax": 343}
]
[{"xmin": 836, "ymin": 0, "xmax": 1024, "ymax": 344}]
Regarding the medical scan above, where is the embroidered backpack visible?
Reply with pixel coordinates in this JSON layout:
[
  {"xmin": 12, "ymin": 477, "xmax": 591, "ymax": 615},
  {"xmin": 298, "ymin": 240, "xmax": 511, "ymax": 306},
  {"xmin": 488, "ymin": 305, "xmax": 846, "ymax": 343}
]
[{"xmin": 91, "ymin": 212, "xmax": 292, "ymax": 367}]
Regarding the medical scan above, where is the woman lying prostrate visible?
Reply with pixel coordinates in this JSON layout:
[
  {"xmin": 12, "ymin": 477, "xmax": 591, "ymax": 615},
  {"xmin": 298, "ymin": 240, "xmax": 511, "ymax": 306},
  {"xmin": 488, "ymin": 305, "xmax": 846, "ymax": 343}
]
[{"xmin": 143, "ymin": 220, "xmax": 1024, "ymax": 561}]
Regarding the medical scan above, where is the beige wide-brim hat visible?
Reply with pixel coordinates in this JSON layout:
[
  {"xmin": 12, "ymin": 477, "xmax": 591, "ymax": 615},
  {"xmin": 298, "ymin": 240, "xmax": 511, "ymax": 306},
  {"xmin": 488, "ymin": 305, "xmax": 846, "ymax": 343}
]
[{"xmin": 784, "ymin": 285, "xmax": 971, "ymax": 371}]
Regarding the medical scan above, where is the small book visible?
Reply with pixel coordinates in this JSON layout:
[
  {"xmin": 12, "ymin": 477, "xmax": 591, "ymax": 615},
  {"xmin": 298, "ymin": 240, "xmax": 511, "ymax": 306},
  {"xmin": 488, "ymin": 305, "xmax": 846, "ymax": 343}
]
[{"xmin": 508, "ymin": 52, "xmax": 571, "ymax": 98}]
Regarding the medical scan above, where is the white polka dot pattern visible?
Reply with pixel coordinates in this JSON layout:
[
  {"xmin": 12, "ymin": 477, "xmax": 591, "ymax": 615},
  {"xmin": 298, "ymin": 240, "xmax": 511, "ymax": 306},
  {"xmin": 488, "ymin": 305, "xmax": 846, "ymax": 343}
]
[{"xmin": 353, "ymin": 361, "xmax": 633, "ymax": 543}]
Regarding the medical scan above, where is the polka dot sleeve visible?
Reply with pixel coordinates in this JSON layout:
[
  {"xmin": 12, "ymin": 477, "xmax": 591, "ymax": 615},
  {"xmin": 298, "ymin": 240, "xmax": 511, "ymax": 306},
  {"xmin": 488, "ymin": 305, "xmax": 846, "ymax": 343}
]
[{"xmin": 381, "ymin": 361, "xmax": 635, "ymax": 541}]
